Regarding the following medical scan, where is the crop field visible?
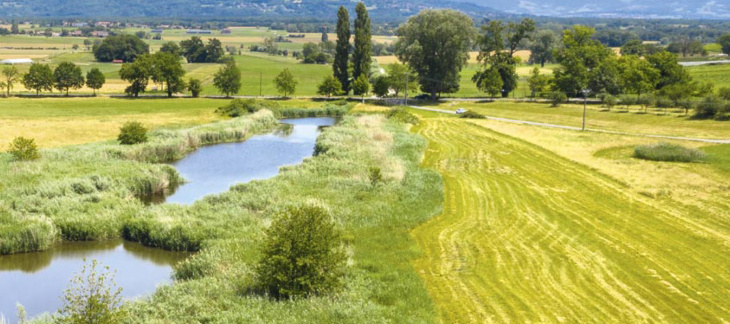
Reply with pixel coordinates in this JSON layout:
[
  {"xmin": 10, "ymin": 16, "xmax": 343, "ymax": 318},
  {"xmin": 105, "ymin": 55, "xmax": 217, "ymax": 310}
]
[{"xmin": 411, "ymin": 117, "xmax": 730, "ymax": 323}]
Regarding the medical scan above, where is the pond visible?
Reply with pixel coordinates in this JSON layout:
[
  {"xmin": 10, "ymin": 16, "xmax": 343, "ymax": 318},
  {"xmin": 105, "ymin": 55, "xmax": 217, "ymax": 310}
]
[
  {"xmin": 162, "ymin": 117, "xmax": 337, "ymax": 204},
  {"xmin": 0, "ymin": 240, "xmax": 188, "ymax": 322}
]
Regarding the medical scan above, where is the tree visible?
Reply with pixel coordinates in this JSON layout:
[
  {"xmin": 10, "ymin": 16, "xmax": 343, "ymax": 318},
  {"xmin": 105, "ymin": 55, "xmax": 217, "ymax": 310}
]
[
  {"xmin": 352, "ymin": 74, "xmax": 370, "ymax": 102},
  {"xmin": 159, "ymin": 41, "xmax": 181, "ymax": 57},
  {"xmin": 476, "ymin": 68, "xmax": 503, "ymax": 98},
  {"xmin": 385, "ymin": 63, "xmax": 416, "ymax": 98},
  {"xmin": 620, "ymin": 39, "xmax": 645, "ymax": 56},
  {"xmin": 2, "ymin": 66, "xmax": 19, "ymax": 96},
  {"xmin": 334, "ymin": 6, "xmax": 351, "ymax": 94},
  {"xmin": 255, "ymin": 205, "xmax": 346, "ymax": 299},
  {"xmin": 619, "ymin": 55, "xmax": 659, "ymax": 100},
  {"xmin": 667, "ymin": 38, "xmax": 706, "ymax": 57},
  {"xmin": 23, "ymin": 63, "xmax": 53, "ymax": 96},
  {"xmin": 86, "ymin": 68, "xmax": 106, "ymax": 96},
  {"xmin": 321, "ymin": 30, "xmax": 328, "ymax": 43},
  {"xmin": 187, "ymin": 78, "xmax": 202, "ymax": 97},
  {"xmin": 118, "ymin": 121, "xmax": 148, "ymax": 145},
  {"xmin": 56, "ymin": 259, "xmax": 122, "ymax": 323},
  {"xmin": 273, "ymin": 68, "xmax": 297, "ymax": 98},
  {"xmin": 718, "ymin": 33, "xmax": 730, "ymax": 55},
  {"xmin": 372, "ymin": 76, "xmax": 390, "ymax": 98},
  {"xmin": 473, "ymin": 19, "xmax": 534, "ymax": 98},
  {"xmin": 395, "ymin": 9, "xmax": 475, "ymax": 100},
  {"xmin": 10, "ymin": 21, "xmax": 19, "ymax": 34},
  {"xmin": 527, "ymin": 67, "xmax": 550, "ymax": 98},
  {"xmin": 529, "ymin": 30, "xmax": 557, "ymax": 67},
  {"xmin": 317, "ymin": 76, "xmax": 342, "ymax": 98},
  {"xmin": 213, "ymin": 61, "xmax": 241, "ymax": 97},
  {"xmin": 119, "ymin": 55, "xmax": 152, "ymax": 97},
  {"xmin": 352, "ymin": 2, "xmax": 372, "ymax": 81},
  {"xmin": 646, "ymin": 51, "xmax": 691, "ymax": 90},
  {"xmin": 93, "ymin": 34, "xmax": 149, "ymax": 62},
  {"xmin": 180, "ymin": 37, "xmax": 224, "ymax": 63},
  {"xmin": 53, "ymin": 62, "xmax": 85, "ymax": 96},
  {"xmin": 151, "ymin": 52, "xmax": 186, "ymax": 97},
  {"xmin": 7, "ymin": 137, "xmax": 40, "ymax": 161},
  {"xmin": 588, "ymin": 56, "xmax": 622, "ymax": 95},
  {"xmin": 553, "ymin": 26, "xmax": 614, "ymax": 96}
]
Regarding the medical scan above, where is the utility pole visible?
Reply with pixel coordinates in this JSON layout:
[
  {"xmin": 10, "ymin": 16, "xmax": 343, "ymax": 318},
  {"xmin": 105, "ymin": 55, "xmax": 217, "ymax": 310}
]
[
  {"xmin": 582, "ymin": 88, "xmax": 591, "ymax": 131},
  {"xmin": 404, "ymin": 73, "xmax": 409, "ymax": 106}
]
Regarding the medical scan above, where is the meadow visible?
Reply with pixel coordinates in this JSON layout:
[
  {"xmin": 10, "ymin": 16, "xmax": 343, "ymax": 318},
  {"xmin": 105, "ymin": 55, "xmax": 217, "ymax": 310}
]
[{"xmin": 411, "ymin": 117, "xmax": 730, "ymax": 323}]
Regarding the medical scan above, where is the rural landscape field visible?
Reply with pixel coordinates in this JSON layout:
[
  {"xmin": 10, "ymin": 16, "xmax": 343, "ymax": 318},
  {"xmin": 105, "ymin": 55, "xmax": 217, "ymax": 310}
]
[{"xmin": 0, "ymin": 0, "xmax": 729, "ymax": 323}]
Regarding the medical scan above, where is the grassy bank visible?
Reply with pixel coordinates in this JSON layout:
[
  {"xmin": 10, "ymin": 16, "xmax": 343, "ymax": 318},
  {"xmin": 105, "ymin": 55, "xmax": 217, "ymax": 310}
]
[{"xmin": 0, "ymin": 110, "xmax": 278, "ymax": 254}]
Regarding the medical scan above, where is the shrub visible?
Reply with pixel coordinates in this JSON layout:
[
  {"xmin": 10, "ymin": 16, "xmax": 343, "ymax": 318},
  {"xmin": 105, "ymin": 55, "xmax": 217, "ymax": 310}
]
[
  {"xmin": 650, "ymin": 96, "xmax": 672, "ymax": 109},
  {"xmin": 694, "ymin": 96, "xmax": 723, "ymax": 118},
  {"xmin": 117, "ymin": 121, "xmax": 148, "ymax": 145},
  {"xmin": 215, "ymin": 99, "xmax": 281, "ymax": 117},
  {"xmin": 7, "ymin": 137, "xmax": 40, "ymax": 161},
  {"xmin": 550, "ymin": 92, "xmax": 567, "ymax": 107},
  {"xmin": 56, "ymin": 259, "xmax": 123, "ymax": 323},
  {"xmin": 619, "ymin": 95, "xmax": 636, "ymax": 110},
  {"xmin": 255, "ymin": 204, "xmax": 346, "ymax": 299},
  {"xmin": 599, "ymin": 93, "xmax": 617, "ymax": 110},
  {"xmin": 459, "ymin": 110, "xmax": 485, "ymax": 119},
  {"xmin": 386, "ymin": 107, "xmax": 419, "ymax": 125},
  {"xmin": 187, "ymin": 78, "xmax": 202, "ymax": 97},
  {"xmin": 717, "ymin": 87, "xmax": 730, "ymax": 100},
  {"xmin": 634, "ymin": 142, "xmax": 706, "ymax": 162}
]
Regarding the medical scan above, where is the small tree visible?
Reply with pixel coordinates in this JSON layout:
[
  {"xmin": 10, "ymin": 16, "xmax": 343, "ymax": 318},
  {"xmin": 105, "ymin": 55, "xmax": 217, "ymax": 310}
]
[
  {"xmin": 273, "ymin": 68, "xmax": 297, "ymax": 98},
  {"xmin": 85, "ymin": 68, "xmax": 106, "ymax": 96},
  {"xmin": 2, "ymin": 66, "xmax": 19, "ymax": 97},
  {"xmin": 118, "ymin": 121, "xmax": 148, "ymax": 145},
  {"xmin": 317, "ymin": 76, "xmax": 342, "ymax": 98},
  {"xmin": 119, "ymin": 56, "xmax": 152, "ymax": 97},
  {"xmin": 255, "ymin": 205, "xmax": 346, "ymax": 299},
  {"xmin": 550, "ymin": 92, "xmax": 567, "ymax": 107},
  {"xmin": 213, "ymin": 61, "xmax": 241, "ymax": 97},
  {"xmin": 372, "ymin": 76, "xmax": 390, "ymax": 98},
  {"xmin": 352, "ymin": 74, "xmax": 370, "ymax": 103},
  {"xmin": 476, "ymin": 68, "xmax": 503, "ymax": 99},
  {"xmin": 187, "ymin": 78, "xmax": 202, "ymax": 98},
  {"xmin": 23, "ymin": 63, "xmax": 53, "ymax": 96},
  {"xmin": 8, "ymin": 137, "xmax": 40, "ymax": 161},
  {"xmin": 56, "ymin": 259, "xmax": 123, "ymax": 324}
]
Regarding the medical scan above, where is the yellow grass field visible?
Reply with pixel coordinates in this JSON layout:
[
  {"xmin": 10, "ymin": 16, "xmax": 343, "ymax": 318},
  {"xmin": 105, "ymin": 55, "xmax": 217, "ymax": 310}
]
[{"xmin": 412, "ymin": 118, "xmax": 730, "ymax": 323}]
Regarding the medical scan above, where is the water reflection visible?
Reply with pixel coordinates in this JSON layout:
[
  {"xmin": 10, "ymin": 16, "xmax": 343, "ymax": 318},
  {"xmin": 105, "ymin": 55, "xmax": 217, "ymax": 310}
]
[
  {"xmin": 0, "ymin": 240, "xmax": 188, "ymax": 322},
  {"xmin": 162, "ymin": 117, "xmax": 336, "ymax": 204}
]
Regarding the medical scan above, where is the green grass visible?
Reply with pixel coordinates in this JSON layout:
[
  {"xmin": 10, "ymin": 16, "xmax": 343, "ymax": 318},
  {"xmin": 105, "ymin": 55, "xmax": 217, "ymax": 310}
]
[
  {"xmin": 634, "ymin": 142, "xmax": 707, "ymax": 162},
  {"xmin": 687, "ymin": 63, "xmax": 730, "ymax": 90},
  {"xmin": 412, "ymin": 118, "xmax": 730, "ymax": 322}
]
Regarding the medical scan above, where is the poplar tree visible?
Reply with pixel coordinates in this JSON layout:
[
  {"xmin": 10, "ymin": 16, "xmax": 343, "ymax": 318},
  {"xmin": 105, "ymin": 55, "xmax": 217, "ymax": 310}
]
[
  {"xmin": 352, "ymin": 2, "xmax": 371, "ymax": 82},
  {"xmin": 334, "ymin": 6, "xmax": 351, "ymax": 94}
]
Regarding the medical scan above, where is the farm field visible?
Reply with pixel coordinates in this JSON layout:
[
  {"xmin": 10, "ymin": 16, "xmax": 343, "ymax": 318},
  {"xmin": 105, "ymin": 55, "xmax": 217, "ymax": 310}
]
[
  {"xmin": 425, "ymin": 100, "xmax": 730, "ymax": 139},
  {"xmin": 411, "ymin": 117, "xmax": 730, "ymax": 323}
]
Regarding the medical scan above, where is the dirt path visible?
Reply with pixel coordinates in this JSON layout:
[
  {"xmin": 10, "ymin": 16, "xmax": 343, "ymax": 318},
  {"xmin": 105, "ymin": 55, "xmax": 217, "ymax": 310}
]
[{"xmin": 412, "ymin": 118, "xmax": 730, "ymax": 323}]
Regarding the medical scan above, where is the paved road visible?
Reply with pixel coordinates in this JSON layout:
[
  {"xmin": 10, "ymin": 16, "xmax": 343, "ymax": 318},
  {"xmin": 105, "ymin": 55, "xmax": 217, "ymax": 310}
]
[{"xmin": 407, "ymin": 105, "xmax": 730, "ymax": 144}]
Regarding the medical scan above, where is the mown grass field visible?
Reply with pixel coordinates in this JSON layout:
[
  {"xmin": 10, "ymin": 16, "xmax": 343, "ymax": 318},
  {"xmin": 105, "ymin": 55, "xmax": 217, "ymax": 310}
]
[
  {"xmin": 0, "ymin": 97, "xmax": 335, "ymax": 147},
  {"xmin": 425, "ymin": 100, "xmax": 730, "ymax": 139},
  {"xmin": 687, "ymin": 63, "xmax": 730, "ymax": 90},
  {"xmin": 411, "ymin": 117, "xmax": 730, "ymax": 323}
]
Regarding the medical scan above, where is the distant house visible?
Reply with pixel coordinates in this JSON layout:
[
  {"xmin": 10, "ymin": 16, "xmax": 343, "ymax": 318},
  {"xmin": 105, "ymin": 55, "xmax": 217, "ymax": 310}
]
[
  {"xmin": 71, "ymin": 30, "xmax": 83, "ymax": 37},
  {"xmin": 151, "ymin": 29, "xmax": 164, "ymax": 33},
  {"xmin": 112, "ymin": 59, "xmax": 124, "ymax": 64},
  {"xmin": 71, "ymin": 22, "xmax": 88, "ymax": 28},
  {"xmin": 186, "ymin": 29, "xmax": 212, "ymax": 34},
  {"xmin": 0, "ymin": 58, "xmax": 34, "ymax": 65},
  {"xmin": 221, "ymin": 28, "xmax": 232, "ymax": 34},
  {"xmin": 92, "ymin": 31, "xmax": 109, "ymax": 38},
  {"xmin": 51, "ymin": 32, "xmax": 61, "ymax": 37}
]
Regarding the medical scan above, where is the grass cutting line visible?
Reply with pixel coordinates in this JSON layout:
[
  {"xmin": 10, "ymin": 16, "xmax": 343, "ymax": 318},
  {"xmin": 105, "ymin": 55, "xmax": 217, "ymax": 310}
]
[{"xmin": 412, "ymin": 118, "xmax": 730, "ymax": 323}]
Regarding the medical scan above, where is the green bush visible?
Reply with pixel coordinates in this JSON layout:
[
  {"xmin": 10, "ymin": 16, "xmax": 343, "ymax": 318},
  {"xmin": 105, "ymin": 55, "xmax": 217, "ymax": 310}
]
[
  {"xmin": 7, "ymin": 137, "xmax": 40, "ymax": 161},
  {"xmin": 56, "ymin": 259, "xmax": 123, "ymax": 324},
  {"xmin": 459, "ymin": 110, "xmax": 486, "ymax": 119},
  {"xmin": 550, "ymin": 92, "xmax": 567, "ymax": 107},
  {"xmin": 386, "ymin": 107, "xmax": 419, "ymax": 125},
  {"xmin": 118, "ymin": 121, "xmax": 148, "ymax": 145},
  {"xmin": 634, "ymin": 142, "xmax": 706, "ymax": 162},
  {"xmin": 599, "ymin": 93, "xmax": 617, "ymax": 110},
  {"xmin": 255, "ymin": 204, "xmax": 346, "ymax": 299},
  {"xmin": 694, "ymin": 96, "xmax": 723, "ymax": 118},
  {"xmin": 215, "ymin": 99, "xmax": 281, "ymax": 117}
]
